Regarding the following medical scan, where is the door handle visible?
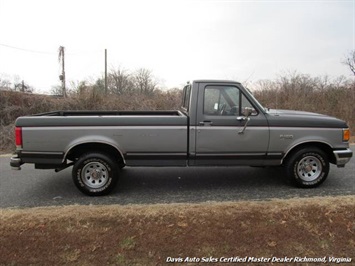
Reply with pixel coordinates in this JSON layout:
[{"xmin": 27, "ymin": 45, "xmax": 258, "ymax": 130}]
[
  {"xmin": 237, "ymin": 116, "xmax": 247, "ymax": 121},
  {"xmin": 199, "ymin": 121, "xmax": 213, "ymax": 126}
]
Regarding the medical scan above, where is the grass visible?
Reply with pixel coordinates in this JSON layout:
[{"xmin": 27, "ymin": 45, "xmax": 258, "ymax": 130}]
[{"xmin": 0, "ymin": 196, "xmax": 354, "ymax": 265}]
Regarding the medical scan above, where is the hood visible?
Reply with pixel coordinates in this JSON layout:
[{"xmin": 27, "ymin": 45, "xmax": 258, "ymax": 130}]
[
  {"xmin": 266, "ymin": 109, "xmax": 348, "ymax": 128},
  {"xmin": 267, "ymin": 109, "xmax": 325, "ymax": 116}
]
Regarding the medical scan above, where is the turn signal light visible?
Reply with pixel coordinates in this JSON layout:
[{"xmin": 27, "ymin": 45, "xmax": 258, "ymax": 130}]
[
  {"xmin": 15, "ymin": 127, "xmax": 22, "ymax": 147},
  {"xmin": 343, "ymin": 128, "xmax": 350, "ymax": 142}
]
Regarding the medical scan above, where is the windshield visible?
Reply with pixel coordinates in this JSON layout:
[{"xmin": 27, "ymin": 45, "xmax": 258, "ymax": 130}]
[{"xmin": 245, "ymin": 88, "xmax": 267, "ymax": 113}]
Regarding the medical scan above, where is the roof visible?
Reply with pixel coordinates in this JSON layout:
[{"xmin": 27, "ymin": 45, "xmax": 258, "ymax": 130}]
[{"xmin": 189, "ymin": 79, "xmax": 241, "ymax": 84}]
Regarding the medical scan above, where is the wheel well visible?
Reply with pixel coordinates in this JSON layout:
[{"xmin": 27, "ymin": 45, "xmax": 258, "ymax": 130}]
[
  {"xmin": 66, "ymin": 143, "xmax": 125, "ymax": 165},
  {"xmin": 283, "ymin": 142, "xmax": 336, "ymax": 165}
]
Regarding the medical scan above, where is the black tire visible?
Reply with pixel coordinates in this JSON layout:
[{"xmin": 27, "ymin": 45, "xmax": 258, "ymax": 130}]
[
  {"xmin": 72, "ymin": 152, "xmax": 119, "ymax": 196},
  {"xmin": 285, "ymin": 147, "xmax": 329, "ymax": 188}
]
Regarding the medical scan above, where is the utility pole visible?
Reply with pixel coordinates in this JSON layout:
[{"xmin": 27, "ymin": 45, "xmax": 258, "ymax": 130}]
[
  {"xmin": 58, "ymin": 46, "xmax": 66, "ymax": 97},
  {"xmin": 105, "ymin": 49, "xmax": 107, "ymax": 94}
]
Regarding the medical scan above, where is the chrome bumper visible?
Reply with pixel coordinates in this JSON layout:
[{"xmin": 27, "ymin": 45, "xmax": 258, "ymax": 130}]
[{"xmin": 333, "ymin": 149, "xmax": 353, "ymax": 167}]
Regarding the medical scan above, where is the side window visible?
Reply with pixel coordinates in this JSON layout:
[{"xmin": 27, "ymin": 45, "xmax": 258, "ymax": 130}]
[
  {"xmin": 204, "ymin": 86, "xmax": 240, "ymax": 116},
  {"xmin": 204, "ymin": 88, "xmax": 220, "ymax": 114}
]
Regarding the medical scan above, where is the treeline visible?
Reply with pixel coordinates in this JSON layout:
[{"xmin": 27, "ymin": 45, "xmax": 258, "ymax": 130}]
[
  {"xmin": 1, "ymin": 71, "xmax": 354, "ymax": 152},
  {"xmin": 52, "ymin": 67, "xmax": 162, "ymax": 96},
  {"xmin": 1, "ymin": 67, "xmax": 163, "ymax": 96},
  {"xmin": 253, "ymin": 73, "xmax": 354, "ymax": 129}
]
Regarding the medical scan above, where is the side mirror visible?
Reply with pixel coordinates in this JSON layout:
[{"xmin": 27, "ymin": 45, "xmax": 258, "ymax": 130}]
[{"xmin": 242, "ymin": 107, "xmax": 253, "ymax": 117}]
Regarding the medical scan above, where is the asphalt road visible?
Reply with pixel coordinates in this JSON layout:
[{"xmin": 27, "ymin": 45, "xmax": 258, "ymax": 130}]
[{"xmin": 1, "ymin": 145, "xmax": 354, "ymax": 208}]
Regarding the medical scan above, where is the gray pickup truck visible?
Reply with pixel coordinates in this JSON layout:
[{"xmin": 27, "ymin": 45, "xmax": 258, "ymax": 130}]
[{"xmin": 11, "ymin": 80, "xmax": 352, "ymax": 196}]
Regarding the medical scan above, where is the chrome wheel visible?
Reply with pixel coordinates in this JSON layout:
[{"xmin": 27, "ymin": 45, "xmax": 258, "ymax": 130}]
[
  {"xmin": 296, "ymin": 156, "xmax": 322, "ymax": 182},
  {"xmin": 73, "ymin": 153, "xmax": 119, "ymax": 196},
  {"xmin": 81, "ymin": 161, "xmax": 108, "ymax": 189}
]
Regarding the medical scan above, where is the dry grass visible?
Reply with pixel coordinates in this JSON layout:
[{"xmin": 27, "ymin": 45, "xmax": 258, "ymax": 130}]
[{"xmin": 0, "ymin": 196, "xmax": 354, "ymax": 265}]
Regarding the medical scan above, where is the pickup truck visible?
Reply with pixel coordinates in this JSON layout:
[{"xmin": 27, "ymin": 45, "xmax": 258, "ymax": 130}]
[{"xmin": 10, "ymin": 80, "xmax": 352, "ymax": 196}]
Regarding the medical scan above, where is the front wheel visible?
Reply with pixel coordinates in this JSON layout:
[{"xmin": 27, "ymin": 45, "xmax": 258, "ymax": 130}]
[
  {"xmin": 285, "ymin": 147, "xmax": 329, "ymax": 188},
  {"xmin": 72, "ymin": 152, "xmax": 119, "ymax": 196}
]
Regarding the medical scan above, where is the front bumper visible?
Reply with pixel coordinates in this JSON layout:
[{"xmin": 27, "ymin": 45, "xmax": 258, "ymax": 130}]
[{"xmin": 333, "ymin": 148, "xmax": 353, "ymax": 167}]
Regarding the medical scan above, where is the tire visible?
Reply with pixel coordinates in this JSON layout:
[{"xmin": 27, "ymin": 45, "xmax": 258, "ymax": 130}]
[
  {"xmin": 72, "ymin": 152, "xmax": 119, "ymax": 196},
  {"xmin": 285, "ymin": 147, "xmax": 329, "ymax": 188}
]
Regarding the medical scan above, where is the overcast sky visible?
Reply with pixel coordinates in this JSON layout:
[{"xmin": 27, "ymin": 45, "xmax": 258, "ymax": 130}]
[{"xmin": 0, "ymin": 0, "xmax": 354, "ymax": 93}]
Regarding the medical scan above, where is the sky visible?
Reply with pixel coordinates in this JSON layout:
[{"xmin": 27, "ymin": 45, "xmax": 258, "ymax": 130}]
[{"xmin": 0, "ymin": 0, "xmax": 354, "ymax": 93}]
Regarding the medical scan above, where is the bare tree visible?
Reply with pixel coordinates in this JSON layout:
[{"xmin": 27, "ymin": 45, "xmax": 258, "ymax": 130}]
[
  {"xmin": 14, "ymin": 80, "xmax": 33, "ymax": 93},
  {"xmin": 70, "ymin": 80, "xmax": 90, "ymax": 96},
  {"xmin": 343, "ymin": 50, "xmax": 355, "ymax": 76},
  {"xmin": 50, "ymin": 85, "xmax": 63, "ymax": 96},
  {"xmin": 93, "ymin": 77, "xmax": 105, "ymax": 94},
  {"xmin": 0, "ymin": 74, "xmax": 33, "ymax": 93},
  {"xmin": 108, "ymin": 67, "xmax": 132, "ymax": 95},
  {"xmin": 133, "ymin": 68, "xmax": 157, "ymax": 95},
  {"xmin": 0, "ymin": 74, "xmax": 11, "ymax": 90}
]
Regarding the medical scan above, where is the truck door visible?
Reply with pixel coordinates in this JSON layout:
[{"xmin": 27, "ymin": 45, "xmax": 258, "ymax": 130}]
[{"xmin": 194, "ymin": 82, "xmax": 270, "ymax": 166}]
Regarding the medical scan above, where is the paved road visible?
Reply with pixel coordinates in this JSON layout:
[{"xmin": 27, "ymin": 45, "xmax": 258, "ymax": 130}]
[{"xmin": 1, "ymin": 146, "xmax": 354, "ymax": 208}]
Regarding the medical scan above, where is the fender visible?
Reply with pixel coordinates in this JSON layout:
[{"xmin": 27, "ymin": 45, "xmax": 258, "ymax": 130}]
[
  {"xmin": 281, "ymin": 140, "xmax": 333, "ymax": 164},
  {"xmin": 63, "ymin": 136, "xmax": 126, "ymax": 164}
]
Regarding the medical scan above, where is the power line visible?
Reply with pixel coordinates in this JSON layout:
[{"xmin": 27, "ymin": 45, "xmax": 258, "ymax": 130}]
[
  {"xmin": 0, "ymin": 43, "xmax": 55, "ymax": 55},
  {"xmin": 0, "ymin": 43, "xmax": 102, "ymax": 55}
]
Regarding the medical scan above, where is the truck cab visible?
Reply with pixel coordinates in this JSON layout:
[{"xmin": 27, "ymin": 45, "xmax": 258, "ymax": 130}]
[{"xmin": 182, "ymin": 80, "xmax": 270, "ymax": 166}]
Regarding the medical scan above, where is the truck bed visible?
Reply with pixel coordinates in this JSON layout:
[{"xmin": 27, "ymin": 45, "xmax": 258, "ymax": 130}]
[{"xmin": 14, "ymin": 109, "xmax": 189, "ymax": 168}]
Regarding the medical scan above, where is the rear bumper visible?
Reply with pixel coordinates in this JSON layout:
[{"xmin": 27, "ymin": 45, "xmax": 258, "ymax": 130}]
[
  {"xmin": 10, "ymin": 151, "xmax": 64, "ymax": 170},
  {"xmin": 333, "ymin": 148, "xmax": 353, "ymax": 167}
]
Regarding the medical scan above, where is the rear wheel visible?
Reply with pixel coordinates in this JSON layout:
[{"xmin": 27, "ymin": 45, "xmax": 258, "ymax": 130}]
[
  {"xmin": 72, "ymin": 152, "xmax": 119, "ymax": 196},
  {"xmin": 285, "ymin": 147, "xmax": 329, "ymax": 188}
]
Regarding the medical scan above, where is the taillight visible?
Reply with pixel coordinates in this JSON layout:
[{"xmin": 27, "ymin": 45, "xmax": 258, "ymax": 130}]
[{"xmin": 15, "ymin": 127, "xmax": 22, "ymax": 147}]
